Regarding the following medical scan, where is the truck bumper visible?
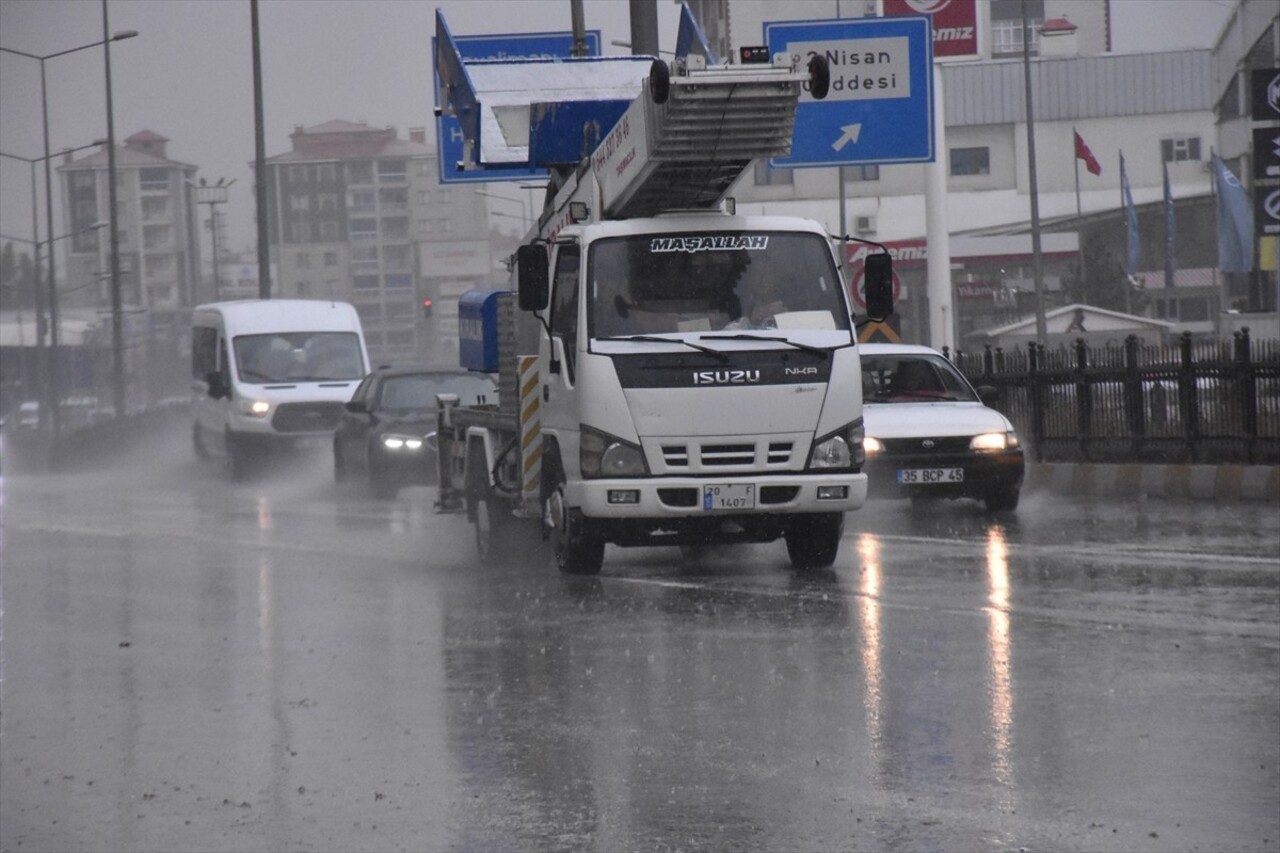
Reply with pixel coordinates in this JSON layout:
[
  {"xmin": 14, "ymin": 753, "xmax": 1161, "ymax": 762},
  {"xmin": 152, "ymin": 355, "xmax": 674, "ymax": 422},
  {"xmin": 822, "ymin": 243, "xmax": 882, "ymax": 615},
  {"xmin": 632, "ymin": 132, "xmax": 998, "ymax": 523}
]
[
  {"xmin": 569, "ymin": 472, "xmax": 867, "ymax": 518},
  {"xmin": 562, "ymin": 472, "xmax": 866, "ymax": 548}
]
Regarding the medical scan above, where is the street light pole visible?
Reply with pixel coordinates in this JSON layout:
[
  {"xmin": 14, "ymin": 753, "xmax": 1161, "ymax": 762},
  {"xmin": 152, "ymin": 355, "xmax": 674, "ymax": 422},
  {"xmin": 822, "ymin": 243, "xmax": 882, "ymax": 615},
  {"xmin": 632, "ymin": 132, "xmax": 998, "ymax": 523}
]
[
  {"xmin": 193, "ymin": 178, "xmax": 235, "ymax": 301},
  {"xmin": 1, "ymin": 27, "xmax": 138, "ymax": 437},
  {"xmin": 103, "ymin": 0, "xmax": 127, "ymax": 418}
]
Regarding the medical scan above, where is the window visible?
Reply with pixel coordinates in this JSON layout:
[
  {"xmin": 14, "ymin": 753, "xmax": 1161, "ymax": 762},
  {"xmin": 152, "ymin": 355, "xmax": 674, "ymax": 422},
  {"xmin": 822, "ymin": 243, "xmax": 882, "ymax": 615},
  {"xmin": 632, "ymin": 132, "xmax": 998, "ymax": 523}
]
[
  {"xmin": 349, "ymin": 190, "xmax": 375, "ymax": 212},
  {"xmin": 347, "ymin": 161, "xmax": 373, "ymax": 183},
  {"xmin": 73, "ymin": 172, "xmax": 96, "ymax": 190},
  {"xmin": 289, "ymin": 194, "xmax": 311, "ymax": 212},
  {"xmin": 379, "ymin": 187, "xmax": 408, "ymax": 209},
  {"xmin": 841, "ymin": 165, "xmax": 880, "ymax": 182},
  {"xmin": 316, "ymin": 163, "xmax": 337, "ymax": 181},
  {"xmin": 143, "ymin": 224, "xmax": 171, "ymax": 250},
  {"xmin": 384, "ymin": 273, "xmax": 412, "ymax": 290},
  {"xmin": 352, "ymin": 245, "xmax": 378, "ymax": 263},
  {"xmin": 288, "ymin": 164, "xmax": 310, "ymax": 182},
  {"xmin": 377, "ymin": 159, "xmax": 407, "ymax": 180},
  {"xmin": 1161, "ymin": 137, "xmax": 1202, "ymax": 163},
  {"xmin": 353, "ymin": 275, "xmax": 380, "ymax": 291},
  {"xmin": 324, "ymin": 250, "xmax": 339, "ymax": 267},
  {"xmin": 382, "ymin": 245, "xmax": 411, "ymax": 269},
  {"xmin": 290, "ymin": 221, "xmax": 312, "ymax": 242},
  {"xmin": 550, "ymin": 244, "xmax": 580, "ymax": 382},
  {"xmin": 192, "ymin": 325, "xmax": 218, "ymax": 379},
  {"xmin": 139, "ymin": 168, "xmax": 169, "ymax": 191},
  {"xmin": 296, "ymin": 251, "xmax": 311, "ymax": 269},
  {"xmin": 990, "ymin": 0, "xmax": 1042, "ymax": 55},
  {"xmin": 317, "ymin": 193, "xmax": 339, "ymax": 211},
  {"xmin": 141, "ymin": 196, "xmax": 168, "ymax": 219},
  {"xmin": 950, "ymin": 147, "xmax": 990, "ymax": 176},
  {"xmin": 144, "ymin": 253, "xmax": 173, "ymax": 277},
  {"xmin": 754, "ymin": 161, "xmax": 794, "ymax": 186},
  {"xmin": 319, "ymin": 221, "xmax": 341, "ymax": 240},
  {"xmin": 382, "ymin": 216, "xmax": 409, "ymax": 239}
]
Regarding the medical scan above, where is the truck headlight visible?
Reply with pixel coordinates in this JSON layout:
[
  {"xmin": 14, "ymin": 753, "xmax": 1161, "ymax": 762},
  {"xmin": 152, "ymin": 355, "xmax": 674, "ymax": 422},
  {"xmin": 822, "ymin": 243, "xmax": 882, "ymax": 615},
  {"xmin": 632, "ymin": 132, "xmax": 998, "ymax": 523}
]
[
  {"xmin": 863, "ymin": 436, "xmax": 884, "ymax": 456},
  {"xmin": 808, "ymin": 420, "xmax": 863, "ymax": 470},
  {"xmin": 383, "ymin": 433, "xmax": 424, "ymax": 451},
  {"xmin": 238, "ymin": 398, "xmax": 271, "ymax": 417},
  {"xmin": 970, "ymin": 431, "xmax": 1020, "ymax": 452},
  {"xmin": 580, "ymin": 424, "xmax": 648, "ymax": 479}
]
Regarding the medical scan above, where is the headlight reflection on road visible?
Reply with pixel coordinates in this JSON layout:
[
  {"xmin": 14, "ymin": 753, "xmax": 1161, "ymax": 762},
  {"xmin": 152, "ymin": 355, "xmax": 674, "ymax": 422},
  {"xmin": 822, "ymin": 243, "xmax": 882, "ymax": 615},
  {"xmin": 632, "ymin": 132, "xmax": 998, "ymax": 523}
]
[
  {"xmin": 985, "ymin": 526, "xmax": 1014, "ymax": 788},
  {"xmin": 856, "ymin": 534, "xmax": 883, "ymax": 759}
]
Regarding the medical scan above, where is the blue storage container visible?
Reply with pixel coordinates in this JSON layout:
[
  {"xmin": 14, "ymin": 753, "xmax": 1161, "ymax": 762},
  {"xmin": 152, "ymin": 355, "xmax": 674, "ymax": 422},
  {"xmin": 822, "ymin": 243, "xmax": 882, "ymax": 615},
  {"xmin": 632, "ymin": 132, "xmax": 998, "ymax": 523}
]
[{"xmin": 458, "ymin": 289, "xmax": 508, "ymax": 373}]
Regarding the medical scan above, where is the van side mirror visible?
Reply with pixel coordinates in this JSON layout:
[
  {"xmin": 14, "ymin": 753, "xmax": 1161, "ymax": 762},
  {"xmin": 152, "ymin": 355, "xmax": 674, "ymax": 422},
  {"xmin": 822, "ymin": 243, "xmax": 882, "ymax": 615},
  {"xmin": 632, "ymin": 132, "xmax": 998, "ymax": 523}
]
[
  {"xmin": 862, "ymin": 252, "xmax": 894, "ymax": 321},
  {"xmin": 516, "ymin": 244, "xmax": 549, "ymax": 311},
  {"xmin": 205, "ymin": 371, "xmax": 228, "ymax": 399}
]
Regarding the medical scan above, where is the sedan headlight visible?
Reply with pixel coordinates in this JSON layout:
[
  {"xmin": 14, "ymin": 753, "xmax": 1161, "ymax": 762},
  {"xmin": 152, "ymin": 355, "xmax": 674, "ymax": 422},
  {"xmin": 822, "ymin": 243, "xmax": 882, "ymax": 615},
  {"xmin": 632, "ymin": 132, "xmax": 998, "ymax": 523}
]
[
  {"xmin": 970, "ymin": 431, "xmax": 1020, "ymax": 452},
  {"xmin": 580, "ymin": 424, "xmax": 648, "ymax": 479},
  {"xmin": 808, "ymin": 420, "xmax": 864, "ymax": 470},
  {"xmin": 238, "ymin": 398, "xmax": 271, "ymax": 417},
  {"xmin": 382, "ymin": 433, "xmax": 425, "ymax": 451}
]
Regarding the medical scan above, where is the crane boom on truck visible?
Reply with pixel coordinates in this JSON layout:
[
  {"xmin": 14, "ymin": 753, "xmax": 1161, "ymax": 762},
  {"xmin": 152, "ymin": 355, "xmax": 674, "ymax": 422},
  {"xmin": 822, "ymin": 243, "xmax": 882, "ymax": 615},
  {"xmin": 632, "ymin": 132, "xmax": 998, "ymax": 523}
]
[{"xmin": 433, "ymin": 4, "xmax": 894, "ymax": 574}]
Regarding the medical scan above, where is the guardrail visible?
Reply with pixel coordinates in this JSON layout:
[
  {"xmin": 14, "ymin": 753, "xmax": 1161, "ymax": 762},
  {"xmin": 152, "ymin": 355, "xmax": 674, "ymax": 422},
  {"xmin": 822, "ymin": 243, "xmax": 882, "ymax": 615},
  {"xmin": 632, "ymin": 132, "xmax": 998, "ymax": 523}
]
[{"xmin": 950, "ymin": 329, "xmax": 1280, "ymax": 465}]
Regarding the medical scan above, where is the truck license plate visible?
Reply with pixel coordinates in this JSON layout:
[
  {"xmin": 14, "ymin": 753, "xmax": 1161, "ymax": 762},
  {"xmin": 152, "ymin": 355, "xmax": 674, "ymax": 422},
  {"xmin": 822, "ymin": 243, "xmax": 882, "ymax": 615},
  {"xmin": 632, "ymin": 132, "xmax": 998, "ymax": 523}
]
[
  {"xmin": 703, "ymin": 483, "xmax": 756, "ymax": 510},
  {"xmin": 897, "ymin": 468, "xmax": 964, "ymax": 484}
]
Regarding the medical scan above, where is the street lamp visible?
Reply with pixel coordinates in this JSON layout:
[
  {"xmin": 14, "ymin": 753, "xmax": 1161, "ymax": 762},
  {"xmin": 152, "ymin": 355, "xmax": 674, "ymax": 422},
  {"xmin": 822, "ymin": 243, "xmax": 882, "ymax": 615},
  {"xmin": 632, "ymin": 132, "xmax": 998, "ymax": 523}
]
[
  {"xmin": 1, "ymin": 25, "xmax": 139, "ymax": 436},
  {"xmin": 192, "ymin": 177, "xmax": 235, "ymax": 301},
  {"xmin": 474, "ymin": 189, "xmax": 532, "ymax": 232},
  {"xmin": 0, "ymin": 140, "xmax": 108, "ymax": 434}
]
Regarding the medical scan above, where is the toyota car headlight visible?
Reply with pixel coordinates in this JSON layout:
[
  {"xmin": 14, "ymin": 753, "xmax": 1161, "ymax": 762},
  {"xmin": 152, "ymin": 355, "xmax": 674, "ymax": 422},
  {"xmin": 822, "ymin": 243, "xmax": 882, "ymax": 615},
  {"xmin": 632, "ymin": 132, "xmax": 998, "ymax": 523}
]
[{"xmin": 970, "ymin": 431, "xmax": 1020, "ymax": 453}]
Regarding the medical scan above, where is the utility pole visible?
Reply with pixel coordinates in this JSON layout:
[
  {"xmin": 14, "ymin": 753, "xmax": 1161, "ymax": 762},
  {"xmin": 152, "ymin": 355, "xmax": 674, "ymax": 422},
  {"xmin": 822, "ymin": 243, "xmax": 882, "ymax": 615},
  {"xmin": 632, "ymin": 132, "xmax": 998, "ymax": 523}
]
[
  {"xmin": 194, "ymin": 178, "xmax": 234, "ymax": 301},
  {"xmin": 252, "ymin": 0, "xmax": 271, "ymax": 298}
]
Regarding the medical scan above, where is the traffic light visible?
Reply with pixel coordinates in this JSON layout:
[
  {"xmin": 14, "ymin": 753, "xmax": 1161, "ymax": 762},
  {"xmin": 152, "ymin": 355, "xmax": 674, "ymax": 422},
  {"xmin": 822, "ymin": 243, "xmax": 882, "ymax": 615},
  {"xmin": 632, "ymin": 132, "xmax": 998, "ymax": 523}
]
[{"xmin": 422, "ymin": 298, "xmax": 433, "ymax": 318}]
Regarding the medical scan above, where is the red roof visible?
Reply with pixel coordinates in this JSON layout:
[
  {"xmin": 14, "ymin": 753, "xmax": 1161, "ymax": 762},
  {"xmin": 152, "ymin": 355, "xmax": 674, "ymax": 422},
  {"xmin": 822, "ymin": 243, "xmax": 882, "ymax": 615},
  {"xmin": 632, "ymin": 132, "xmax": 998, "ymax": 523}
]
[{"xmin": 1041, "ymin": 17, "xmax": 1078, "ymax": 33}]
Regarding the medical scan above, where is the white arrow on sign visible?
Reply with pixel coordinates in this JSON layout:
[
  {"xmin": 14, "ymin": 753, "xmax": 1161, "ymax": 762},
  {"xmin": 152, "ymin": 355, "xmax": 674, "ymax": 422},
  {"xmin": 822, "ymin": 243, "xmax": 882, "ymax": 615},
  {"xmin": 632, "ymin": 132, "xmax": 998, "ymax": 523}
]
[{"xmin": 831, "ymin": 123, "xmax": 862, "ymax": 153}]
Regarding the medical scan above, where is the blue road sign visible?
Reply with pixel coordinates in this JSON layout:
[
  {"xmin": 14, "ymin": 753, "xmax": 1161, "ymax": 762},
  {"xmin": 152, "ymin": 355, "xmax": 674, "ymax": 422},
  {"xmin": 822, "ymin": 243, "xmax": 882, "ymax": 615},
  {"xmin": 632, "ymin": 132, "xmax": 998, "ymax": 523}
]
[
  {"xmin": 433, "ymin": 31, "xmax": 601, "ymax": 184},
  {"xmin": 763, "ymin": 16, "xmax": 934, "ymax": 168}
]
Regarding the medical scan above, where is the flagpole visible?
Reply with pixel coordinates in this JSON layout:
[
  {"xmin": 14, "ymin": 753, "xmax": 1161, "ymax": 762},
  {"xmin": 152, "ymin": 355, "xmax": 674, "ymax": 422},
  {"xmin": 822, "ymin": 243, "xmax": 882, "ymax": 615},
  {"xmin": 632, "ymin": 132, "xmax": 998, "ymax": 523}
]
[{"xmin": 1074, "ymin": 127, "xmax": 1083, "ymax": 297}]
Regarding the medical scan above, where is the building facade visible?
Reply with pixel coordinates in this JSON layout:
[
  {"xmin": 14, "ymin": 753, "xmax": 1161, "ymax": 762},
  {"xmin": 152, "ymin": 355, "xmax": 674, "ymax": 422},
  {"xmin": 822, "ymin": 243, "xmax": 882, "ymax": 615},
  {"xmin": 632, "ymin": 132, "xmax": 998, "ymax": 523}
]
[{"xmin": 262, "ymin": 120, "xmax": 490, "ymax": 367}]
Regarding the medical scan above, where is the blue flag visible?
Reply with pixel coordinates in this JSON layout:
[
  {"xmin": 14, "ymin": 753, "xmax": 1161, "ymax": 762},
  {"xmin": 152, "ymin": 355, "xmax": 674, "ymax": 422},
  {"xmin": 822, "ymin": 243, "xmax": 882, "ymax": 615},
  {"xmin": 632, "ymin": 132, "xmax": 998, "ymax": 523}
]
[
  {"xmin": 1164, "ymin": 160, "xmax": 1176, "ymax": 288},
  {"xmin": 1121, "ymin": 153, "xmax": 1139, "ymax": 275},
  {"xmin": 1212, "ymin": 153, "xmax": 1254, "ymax": 273}
]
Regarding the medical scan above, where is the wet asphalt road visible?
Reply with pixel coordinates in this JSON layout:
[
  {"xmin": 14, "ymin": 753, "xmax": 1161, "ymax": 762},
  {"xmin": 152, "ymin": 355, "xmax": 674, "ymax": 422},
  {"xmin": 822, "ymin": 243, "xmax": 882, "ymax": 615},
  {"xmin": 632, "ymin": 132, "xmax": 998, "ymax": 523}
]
[{"xmin": 1, "ymin": 428, "xmax": 1277, "ymax": 853}]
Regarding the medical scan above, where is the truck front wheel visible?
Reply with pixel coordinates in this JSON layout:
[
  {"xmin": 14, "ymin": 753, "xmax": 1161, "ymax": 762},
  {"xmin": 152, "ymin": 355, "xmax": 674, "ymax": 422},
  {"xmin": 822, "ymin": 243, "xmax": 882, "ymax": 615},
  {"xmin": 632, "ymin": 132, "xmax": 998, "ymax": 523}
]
[
  {"xmin": 543, "ymin": 467, "xmax": 604, "ymax": 575},
  {"xmin": 785, "ymin": 512, "xmax": 844, "ymax": 570}
]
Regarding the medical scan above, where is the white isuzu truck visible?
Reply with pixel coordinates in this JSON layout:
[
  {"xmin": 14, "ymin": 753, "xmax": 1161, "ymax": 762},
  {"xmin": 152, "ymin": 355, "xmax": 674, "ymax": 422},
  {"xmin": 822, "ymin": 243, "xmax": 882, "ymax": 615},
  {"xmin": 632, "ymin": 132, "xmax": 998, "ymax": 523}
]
[{"xmin": 432, "ymin": 5, "xmax": 894, "ymax": 574}]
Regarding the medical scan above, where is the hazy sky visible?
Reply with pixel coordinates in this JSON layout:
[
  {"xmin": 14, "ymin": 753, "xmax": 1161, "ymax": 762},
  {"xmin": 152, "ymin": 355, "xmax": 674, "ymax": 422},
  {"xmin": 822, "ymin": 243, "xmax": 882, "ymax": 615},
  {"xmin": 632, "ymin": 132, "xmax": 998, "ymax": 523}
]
[{"xmin": 0, "ymin": 0, "xmax": 1239, "ymax": 255}]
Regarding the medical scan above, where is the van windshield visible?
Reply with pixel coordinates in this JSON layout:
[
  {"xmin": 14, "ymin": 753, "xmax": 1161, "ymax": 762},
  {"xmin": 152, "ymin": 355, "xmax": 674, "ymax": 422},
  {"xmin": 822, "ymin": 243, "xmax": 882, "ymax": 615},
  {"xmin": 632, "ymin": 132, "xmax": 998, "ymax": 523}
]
[{"xmin": 233, "ymin": 332, "xmax": 364, "ymax": 383}]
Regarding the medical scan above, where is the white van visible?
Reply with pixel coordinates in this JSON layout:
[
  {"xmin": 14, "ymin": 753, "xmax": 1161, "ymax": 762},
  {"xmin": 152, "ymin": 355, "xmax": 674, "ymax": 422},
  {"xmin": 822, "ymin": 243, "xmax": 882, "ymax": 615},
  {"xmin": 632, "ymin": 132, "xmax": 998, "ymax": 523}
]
[{"xmin": 191, "ymin": 299, "xmax": 369, "ymax": 479}]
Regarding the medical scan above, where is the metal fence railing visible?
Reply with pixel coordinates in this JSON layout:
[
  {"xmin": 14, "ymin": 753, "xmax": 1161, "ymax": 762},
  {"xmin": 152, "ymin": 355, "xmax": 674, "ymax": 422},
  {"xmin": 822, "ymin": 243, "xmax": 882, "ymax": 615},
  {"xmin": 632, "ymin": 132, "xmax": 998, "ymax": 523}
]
[{"xmin": 948, "ymin": 329, "xmax": 1280, "ymax": 465}]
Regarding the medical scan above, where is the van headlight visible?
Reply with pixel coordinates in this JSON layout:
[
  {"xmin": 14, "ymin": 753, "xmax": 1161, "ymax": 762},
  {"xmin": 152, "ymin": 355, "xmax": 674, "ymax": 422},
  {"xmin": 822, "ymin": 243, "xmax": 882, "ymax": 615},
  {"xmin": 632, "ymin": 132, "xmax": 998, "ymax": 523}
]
[
  {"xmin": 970, "ymin": 431, "xmax": 1020, "ymax": 452},
  {"xmin": 382, "ymin": 433, "xmax": 424, "ymax": 451},
  {"xmin": 238, "ymin": 398, "xmax": 271, "ymax": 417},
  {"xmin": 580, "ymin": 424, "xmax": 648, "ymax": 479},
  {"xmin": 809, "ymin": 420, "xmax": 863, "ymax": 469}
]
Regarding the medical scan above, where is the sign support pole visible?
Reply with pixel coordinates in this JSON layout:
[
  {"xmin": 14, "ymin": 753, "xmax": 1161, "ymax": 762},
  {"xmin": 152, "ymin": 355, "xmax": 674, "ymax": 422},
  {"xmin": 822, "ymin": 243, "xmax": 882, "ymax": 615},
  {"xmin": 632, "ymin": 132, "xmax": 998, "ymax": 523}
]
[{"xmin": 925, "ymin": 63, "xmax": 954, "ymax": 352}]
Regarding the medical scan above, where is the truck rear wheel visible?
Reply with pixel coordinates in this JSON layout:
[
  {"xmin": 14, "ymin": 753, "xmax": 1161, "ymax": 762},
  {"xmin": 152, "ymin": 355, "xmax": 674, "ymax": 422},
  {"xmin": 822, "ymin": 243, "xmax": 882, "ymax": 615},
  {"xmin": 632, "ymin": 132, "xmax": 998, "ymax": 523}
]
[
  {"xmin": 784, "ymin": 512, "xmax": 844, "ymax": 570},
  {"xmin": 543, "ymin": 464, "xmax": 603, "ymax": 575}
]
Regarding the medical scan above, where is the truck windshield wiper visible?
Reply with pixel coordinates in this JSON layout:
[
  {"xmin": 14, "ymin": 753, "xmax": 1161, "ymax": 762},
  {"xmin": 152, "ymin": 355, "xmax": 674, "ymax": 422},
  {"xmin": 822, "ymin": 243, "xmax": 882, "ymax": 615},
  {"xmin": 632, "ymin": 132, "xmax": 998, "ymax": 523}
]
[
  {"xmin": 698, "ymin": 333, "xmax": 827, "ymax": 358},
  {"xmin": 597, "ymin": 334, "xmax": 728, "ymax": 361}
]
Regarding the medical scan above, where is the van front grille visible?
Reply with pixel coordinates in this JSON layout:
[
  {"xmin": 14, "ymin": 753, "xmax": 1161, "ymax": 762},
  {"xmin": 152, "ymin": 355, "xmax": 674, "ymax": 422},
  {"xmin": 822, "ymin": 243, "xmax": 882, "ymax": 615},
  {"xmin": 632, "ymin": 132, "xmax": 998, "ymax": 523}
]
[{"xmin": 272, "ymin": 401, "xmax": 344, "ymax": 433}]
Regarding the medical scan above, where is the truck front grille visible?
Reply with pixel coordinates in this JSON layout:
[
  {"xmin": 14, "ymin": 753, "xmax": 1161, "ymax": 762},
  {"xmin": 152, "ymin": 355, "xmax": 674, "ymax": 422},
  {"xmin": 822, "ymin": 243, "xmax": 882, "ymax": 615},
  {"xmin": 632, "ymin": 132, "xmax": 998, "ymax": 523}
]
[{"xmin": 661, "ymin": 440, "xmax": 795, "ymax": 470}]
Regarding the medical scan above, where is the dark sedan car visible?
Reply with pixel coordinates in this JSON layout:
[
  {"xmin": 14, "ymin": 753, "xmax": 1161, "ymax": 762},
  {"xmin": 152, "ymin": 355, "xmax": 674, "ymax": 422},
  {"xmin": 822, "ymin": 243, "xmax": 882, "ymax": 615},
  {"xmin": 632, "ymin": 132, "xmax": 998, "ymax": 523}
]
[
  {"xmin": 860, "ymin": 344, "xmax": 1025, "ymax": 512},
  {"xmin": 334, "ymin": 367, "xmax": 497, "ymax": 498}
]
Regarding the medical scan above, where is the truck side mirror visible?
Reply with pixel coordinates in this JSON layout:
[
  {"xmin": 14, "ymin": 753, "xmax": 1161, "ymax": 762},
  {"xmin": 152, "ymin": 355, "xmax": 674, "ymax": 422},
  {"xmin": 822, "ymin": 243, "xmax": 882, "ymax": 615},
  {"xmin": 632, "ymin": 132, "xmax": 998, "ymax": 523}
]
[
  {"xmin": 516, "ymin": 244, "xmax": 549, "ymax": 311},
  {"xmin": 863, "ymin": 252, "xmax": 894, "ymax": 321}
]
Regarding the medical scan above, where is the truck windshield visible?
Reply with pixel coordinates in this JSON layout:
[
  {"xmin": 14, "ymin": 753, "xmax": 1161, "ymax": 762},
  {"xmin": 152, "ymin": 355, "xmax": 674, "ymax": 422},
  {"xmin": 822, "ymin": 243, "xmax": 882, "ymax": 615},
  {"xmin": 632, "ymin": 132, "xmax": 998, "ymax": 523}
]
[
  {"xmin": 233, "ymin": 332, "xmax": 364, "ymax": 383},
  {"xmin": 588, "ymin": 231, "xmax": 850, "ymax": 337}
]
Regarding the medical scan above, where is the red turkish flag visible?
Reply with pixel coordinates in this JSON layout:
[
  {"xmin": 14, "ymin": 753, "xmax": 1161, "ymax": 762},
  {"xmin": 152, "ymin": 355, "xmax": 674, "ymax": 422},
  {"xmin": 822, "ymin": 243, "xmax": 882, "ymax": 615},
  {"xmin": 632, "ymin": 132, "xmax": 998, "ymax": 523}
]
[{"xmin": 1074, "ymin": 130, "xmax": 1102, "ymax": 176}]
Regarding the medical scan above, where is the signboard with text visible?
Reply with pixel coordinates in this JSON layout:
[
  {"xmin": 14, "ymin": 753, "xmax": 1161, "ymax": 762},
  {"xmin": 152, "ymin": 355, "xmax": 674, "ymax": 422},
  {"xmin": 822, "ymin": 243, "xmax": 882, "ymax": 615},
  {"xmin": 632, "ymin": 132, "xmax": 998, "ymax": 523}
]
[
  {"xmin": 764, "ymin": 16, "xmax": 934, "ymax": 168},
  {"xmin": 432, "ymin": 30, "xmax": 601, "ymax": 184},
  {"xmin": 881, "ymin": 0, "xmax": 979, "ymax": 60}
]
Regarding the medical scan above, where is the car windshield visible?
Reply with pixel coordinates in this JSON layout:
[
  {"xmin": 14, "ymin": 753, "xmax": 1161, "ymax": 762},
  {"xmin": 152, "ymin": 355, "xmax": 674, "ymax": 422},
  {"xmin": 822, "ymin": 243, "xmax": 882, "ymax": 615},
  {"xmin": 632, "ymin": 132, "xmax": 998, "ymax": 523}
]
[
  {"xmin": 861, "ymin": 354, "xmax": 978, "ymax": 403},
  {"xmin": 588, "ymin": 231, "xmax": 849, "ymax": 336},
  {"xmin": 378, "ymin": 373, "xmax": 496, "ymax": 412},
  {"xmin": 234, "ymin": 332, "xmax": 364, "ymax": 383}
]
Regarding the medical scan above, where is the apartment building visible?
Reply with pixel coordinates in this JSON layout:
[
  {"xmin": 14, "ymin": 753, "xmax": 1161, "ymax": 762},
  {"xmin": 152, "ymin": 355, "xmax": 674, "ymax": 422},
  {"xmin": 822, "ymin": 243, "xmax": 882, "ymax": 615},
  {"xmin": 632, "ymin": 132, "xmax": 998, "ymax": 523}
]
[
  {"xmin": 59, "ymin": 129, "xmax": 200, "ymax": 318},
  {"xmin": 262, "ymin": 120, "xmax": 489, "ymax": 367}
]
